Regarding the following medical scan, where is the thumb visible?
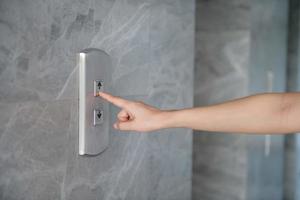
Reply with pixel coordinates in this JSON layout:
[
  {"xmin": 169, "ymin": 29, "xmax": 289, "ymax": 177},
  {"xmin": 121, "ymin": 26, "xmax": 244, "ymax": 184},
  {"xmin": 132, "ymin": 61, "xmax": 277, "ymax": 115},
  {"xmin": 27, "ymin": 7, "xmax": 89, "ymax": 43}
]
[{"xmin": 114, "ymin": 121, "xmax": 133, "ymax": 131}]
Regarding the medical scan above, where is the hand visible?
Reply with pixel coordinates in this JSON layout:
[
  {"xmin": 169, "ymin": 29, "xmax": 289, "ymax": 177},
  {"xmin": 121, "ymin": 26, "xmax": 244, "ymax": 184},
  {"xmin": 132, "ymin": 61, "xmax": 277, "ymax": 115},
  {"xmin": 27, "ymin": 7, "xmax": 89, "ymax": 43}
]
[{"xmin": 98, "ymin": 92, "xmax": 166, "ymax": 132}]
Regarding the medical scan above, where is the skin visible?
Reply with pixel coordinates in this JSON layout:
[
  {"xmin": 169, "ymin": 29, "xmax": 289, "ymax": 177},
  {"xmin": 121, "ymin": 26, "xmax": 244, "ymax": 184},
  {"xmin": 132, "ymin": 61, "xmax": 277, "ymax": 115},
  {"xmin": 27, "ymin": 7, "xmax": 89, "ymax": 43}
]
[{"xmin": 98, "ymin": 91, "xmax": 300, "ymax": 134}]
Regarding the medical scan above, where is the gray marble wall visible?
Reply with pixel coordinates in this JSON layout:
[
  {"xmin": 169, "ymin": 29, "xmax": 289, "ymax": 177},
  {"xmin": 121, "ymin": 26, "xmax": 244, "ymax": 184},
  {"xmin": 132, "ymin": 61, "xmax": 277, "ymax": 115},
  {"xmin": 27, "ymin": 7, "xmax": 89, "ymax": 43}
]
[
  {"xmin": 193, "ymin": 0, "xmax": 288, "ymax": 200},
  {"xmin": 193, "ymin": 0, "xmax": 250, "ymax": 199},
  {"xmin": 284, "ymin": 1, "xmax": 300, "ymax": 199},
  {"xmin": 0, "ymin": 0, "xmax": 194, "ymax": 199},
  {"xmin": 247, "ymin": 0, "xmax": 288, "ymax": 200}
]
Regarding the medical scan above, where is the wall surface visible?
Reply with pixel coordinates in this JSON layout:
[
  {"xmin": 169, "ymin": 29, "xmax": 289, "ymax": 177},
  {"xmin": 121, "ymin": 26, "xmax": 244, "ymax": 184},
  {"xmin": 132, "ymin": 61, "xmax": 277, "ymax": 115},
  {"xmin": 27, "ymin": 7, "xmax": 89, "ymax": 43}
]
[
  {"xmin": 193, "ymin": 0, "xmax": 289, "ymax": 200},
  {"xmin": 284, "ymin": 0, "xmax": 300, "ymax": 199},
  {"xmin": 193, "ymin": 0, "xmax": 250, "ymax": 199},
  {"xmin": 247, "ymin": 0, "xmax": 288, "ymax": 200},
  {"xmin": 0, "ymin": 0, "xmax": 194, "ymax": 199}
]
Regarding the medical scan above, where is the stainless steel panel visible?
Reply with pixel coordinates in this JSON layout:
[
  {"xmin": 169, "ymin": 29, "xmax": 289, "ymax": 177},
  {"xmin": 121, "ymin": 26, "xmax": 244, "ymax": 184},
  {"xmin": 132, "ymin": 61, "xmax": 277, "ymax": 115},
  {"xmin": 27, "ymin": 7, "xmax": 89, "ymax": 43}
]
[{"xmin": 78, "ymin": 48, "xmax": 112, "ymax": 156}]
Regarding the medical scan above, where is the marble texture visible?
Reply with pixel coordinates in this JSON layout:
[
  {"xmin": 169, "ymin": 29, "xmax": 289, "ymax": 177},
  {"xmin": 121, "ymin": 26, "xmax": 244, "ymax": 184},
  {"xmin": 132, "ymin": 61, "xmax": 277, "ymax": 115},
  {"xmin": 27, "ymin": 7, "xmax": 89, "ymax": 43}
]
[
  {"xmin": 193, "ymin": 0, "xmax": 250, "ymax": 200},
  {"xmin": 193, "ymin": 0, "xmax": 289, "ymax": 200},
  {"xmin": 196, "ymin": 0, "xmax": 250, "ymax": 31},
  {"xmin": 0, "ymin": 0, "xmax": 194, "ymax": 199},
  {"xmin": 247, "ymin": 1, "xmax": 288, "ymax": 200},
  {"xmin": 284, "ymin": 1, "xmax": 300, "ymax": 200}
]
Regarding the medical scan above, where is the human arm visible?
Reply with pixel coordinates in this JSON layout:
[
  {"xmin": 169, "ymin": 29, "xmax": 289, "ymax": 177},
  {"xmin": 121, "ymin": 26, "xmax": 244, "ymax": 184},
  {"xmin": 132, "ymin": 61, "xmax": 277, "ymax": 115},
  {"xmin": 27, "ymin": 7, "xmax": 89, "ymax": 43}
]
[{"xmin": 98, "ymin": 92, "xmax": 300, "ymax": 134}]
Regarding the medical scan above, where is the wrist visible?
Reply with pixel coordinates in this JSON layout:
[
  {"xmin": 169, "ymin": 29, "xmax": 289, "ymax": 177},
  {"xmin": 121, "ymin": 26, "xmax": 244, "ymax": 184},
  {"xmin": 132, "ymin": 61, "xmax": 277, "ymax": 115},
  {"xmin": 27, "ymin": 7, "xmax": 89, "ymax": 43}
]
[{"xmin": 157, "ymin": 109, "xmax": 183, "ymax": 129}]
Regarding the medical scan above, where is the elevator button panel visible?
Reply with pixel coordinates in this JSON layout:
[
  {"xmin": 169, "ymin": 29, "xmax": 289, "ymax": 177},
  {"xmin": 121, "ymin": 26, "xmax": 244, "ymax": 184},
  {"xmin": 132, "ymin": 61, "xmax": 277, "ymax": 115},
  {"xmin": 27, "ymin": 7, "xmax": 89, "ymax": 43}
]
[{"xmin": 78, "ymin": 48, "xmax": 112, "ymax": 156}]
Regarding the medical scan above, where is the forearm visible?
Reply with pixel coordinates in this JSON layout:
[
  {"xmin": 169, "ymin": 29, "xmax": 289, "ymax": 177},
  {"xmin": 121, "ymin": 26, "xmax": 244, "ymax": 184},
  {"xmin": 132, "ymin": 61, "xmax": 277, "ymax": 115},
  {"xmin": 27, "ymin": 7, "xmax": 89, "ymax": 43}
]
[{"xmin": 161, "ymin": 93, "xmax": 292, "ymax": 134}]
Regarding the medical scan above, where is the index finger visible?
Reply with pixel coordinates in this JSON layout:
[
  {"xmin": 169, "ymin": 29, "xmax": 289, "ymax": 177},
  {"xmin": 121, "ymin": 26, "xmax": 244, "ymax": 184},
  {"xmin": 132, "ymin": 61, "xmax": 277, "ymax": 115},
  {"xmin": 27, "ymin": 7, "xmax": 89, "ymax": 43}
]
[{"xmin": 98, "ymin": 91, "xmax": 130, "ymax": 108}]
